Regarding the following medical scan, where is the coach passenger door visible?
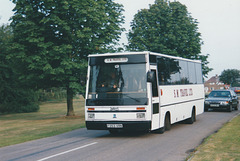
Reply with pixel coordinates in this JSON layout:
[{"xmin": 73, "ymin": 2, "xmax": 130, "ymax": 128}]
[{"xmin": 149, "ymin": 66, "xmax": 160, "ymax": 130}]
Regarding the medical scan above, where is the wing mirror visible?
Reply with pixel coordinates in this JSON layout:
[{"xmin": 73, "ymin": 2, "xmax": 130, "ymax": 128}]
[{"xmin": 147, "ymin": 71, "xmax": 155, "ymax": 82}]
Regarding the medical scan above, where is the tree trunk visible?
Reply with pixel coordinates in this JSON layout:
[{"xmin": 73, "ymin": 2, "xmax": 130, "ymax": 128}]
[{"xmin": 66, "ymin": 86, "xmax": 75, "ymax": 116}]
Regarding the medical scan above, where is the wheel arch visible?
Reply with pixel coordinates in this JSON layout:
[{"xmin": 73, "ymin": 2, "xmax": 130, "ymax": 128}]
[
  {"xmin": 193, "ymin": 106, "xmax": 196, "ymax": 114},
  {"xmin": 165, "ymin": 111, "xmax": 171, "ymax": 124}
]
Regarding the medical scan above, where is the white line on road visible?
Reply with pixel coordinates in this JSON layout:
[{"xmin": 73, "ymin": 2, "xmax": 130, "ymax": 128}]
[{"xmin": 37, "ymin": 142, "xmax": 98, "ymax": 161}]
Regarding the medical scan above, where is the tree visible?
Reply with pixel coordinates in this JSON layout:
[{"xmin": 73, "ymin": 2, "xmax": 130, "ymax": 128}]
[
  {"xmin": 10, "ymin": 0, "xmax": 124, "ymax": 116},
  {"xmin": 220, "ymin": 69, "xmax": 240, "ymax": 87},
  {"xmin": 0, "ymin": 24, "xmax": 39, "ymax": 113},
  {"xmin": 127, "ymin": 0, "xmax": 212, "ymax": 76}
]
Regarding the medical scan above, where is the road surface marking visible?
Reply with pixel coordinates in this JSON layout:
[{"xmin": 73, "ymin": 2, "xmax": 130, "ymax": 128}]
[{"xmin": 37, "ymin": 142, "xmax": 98, "ymax": 161}]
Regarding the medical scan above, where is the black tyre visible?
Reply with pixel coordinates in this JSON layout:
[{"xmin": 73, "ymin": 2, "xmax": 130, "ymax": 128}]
[
  {"xmin": 234, "ymin": 103, "xmax": 238, "ymax": 110},
  {"xmin": 186, "ymin": 108, "xmax": 196, "ymax": 124},
  {"xmin": 157, "ymin": 127, "xmax": 165, "ymax": 134},
  {"xmin": 204, "ymin": 107, "xmax": 208, "ymax": 112},
  {"xmin": 165, "ymin": 114, "xmax": 171, "ymax": 131},
  {"xmin": 155, "ymin": 113, "xmax": 170, "ymax": 134},
  {"xmin": 228, "ymin": 105, "xmax": 233, "ymax": 112},
  {"xmin": 235, "ymin": 106, "xmax": 239, "ymax": 111}
]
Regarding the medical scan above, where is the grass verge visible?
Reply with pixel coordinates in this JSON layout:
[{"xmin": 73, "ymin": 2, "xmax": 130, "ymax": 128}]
[
  {"xmin": 0, "ymin": 98, "xmax": 85, "ymax": 147},
  {"xmin": 189, "ymin": 114, "xmax": 240, "ymax": 161}
]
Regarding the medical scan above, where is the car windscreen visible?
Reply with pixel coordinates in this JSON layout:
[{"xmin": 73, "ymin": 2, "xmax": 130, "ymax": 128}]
[{"xmin": 208, "ymin": 91, "xmax": 231, "ymax": 98}]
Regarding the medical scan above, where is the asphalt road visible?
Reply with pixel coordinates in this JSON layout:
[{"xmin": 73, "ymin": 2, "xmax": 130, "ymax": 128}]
[{"xmin": 0, "ymin": 108, "xmax": 239, "ymax": 161}]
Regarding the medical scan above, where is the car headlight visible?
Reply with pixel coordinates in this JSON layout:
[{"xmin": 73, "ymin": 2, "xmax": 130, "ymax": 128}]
[
  {"xmin": 220, "ymin": 101, "xmax": 229, "ymax": 105},
  {"xmin": 205, "ymin": 101, "xmax": 210, "ymax": 104}
]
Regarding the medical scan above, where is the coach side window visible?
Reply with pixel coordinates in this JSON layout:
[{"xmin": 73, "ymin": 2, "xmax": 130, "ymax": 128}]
[
  {"xmin": 157, "ymin": 57, "xmax": 171, "ymax": 85},
  {"xmin": 157, "ymin": 57, "xmax": 202, "ymax": 85},
  {"xmin": 179, "ymin": 60, "xmax": 189, "ymax": 84},
  {"xmin": 195, "ymin": 63, "xmax": 203, "ymax": 84},
  {"xmin": 188, "ymin": 62, "xmax": 197, "ymax": 84},
  {"xmin": 169, "ymin": 59, "xmax": 181, "ymax": 85}
]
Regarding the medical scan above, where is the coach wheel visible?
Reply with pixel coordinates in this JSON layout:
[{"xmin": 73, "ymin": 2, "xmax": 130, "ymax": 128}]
[
  {"xmin": 156, "ymin": 113, "xmax": 170, "ymax": 134},
  {"xmin": 165, "ymin": 113, "xmax": 171, "ymax": 131},
  {"xmin": 186, "ymin": 108, "xmax": 196, "ymax": 124}
]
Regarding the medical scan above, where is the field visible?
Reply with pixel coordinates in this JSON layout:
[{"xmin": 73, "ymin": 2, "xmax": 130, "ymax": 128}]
[{"xmin": 0, "ymin": 98, "xmax": 85, "ymax": 147}]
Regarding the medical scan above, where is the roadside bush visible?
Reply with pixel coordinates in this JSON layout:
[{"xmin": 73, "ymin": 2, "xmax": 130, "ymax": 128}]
[{"xmin": 0, "ymin": 89, "xmax": 39, "ymax": 114}]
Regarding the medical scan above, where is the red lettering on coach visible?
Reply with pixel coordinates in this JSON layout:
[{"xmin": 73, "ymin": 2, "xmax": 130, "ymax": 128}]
[{"xmin": 174, "ymin": 88, "xmax": 193, "ymax": 98}]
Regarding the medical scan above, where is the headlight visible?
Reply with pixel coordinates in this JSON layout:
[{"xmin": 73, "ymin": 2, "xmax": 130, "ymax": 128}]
[
  {"xmin": 220, "ymin": 101, "xmax": 229, "ymax": 105},
  {"xmin": 137, "ymin": 113, "xmax": 145, "ymax": 119},
  {"xmin": 88, "ymin": 94, "xmax": 92, "ymax": 99},
  {"xmin": 88, "ymin": 113, "xmax": 95, "ymax": 119},
  {"xmin": 205, "ymin": 101, "xmax": 210, "ymax": 104},
  {"xmin": 88, "ymin": 94, "xmax": 98, "ymax": 99}
]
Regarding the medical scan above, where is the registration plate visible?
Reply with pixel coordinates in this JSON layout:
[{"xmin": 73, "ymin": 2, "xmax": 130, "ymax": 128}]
[
  {"xmin": 210, "ymin": 104, "xmax": 219, "ymax": 107},
  {"xmin": 107, "ymin": 124, "xmax": 123, "ymax": 128}
]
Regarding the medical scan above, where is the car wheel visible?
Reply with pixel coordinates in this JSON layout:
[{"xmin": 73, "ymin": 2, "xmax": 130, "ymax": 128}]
[
  {"xmin": 234, "ymin": 103, "xmax": 238, "ymax": 110},
  {"xmin": 204, "ymin": 107, "xmax": 208, "ymax": 112},
  {"xmin": 228, "ymin": 105, "xmax": 233, "ymax": 112},
  {"xmin": 235, "ymin": 106, "xmax": 238, "ymax": 111}
]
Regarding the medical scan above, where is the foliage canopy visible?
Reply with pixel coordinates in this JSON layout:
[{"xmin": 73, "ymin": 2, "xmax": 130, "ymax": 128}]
[
  {"xmin": 10, "ymin": 0, "xmax": 124, "ymax": 115},
  {"xmin": 0, "ymin": 24, "xmax": 39, "ymax": 113},
  {"xmin": 127, "ymin": 0, "xmax": 212, "ymax": 76},
  {"xmin": 220, "ymin": 69, "xmax": 240, "ymax": 87}
]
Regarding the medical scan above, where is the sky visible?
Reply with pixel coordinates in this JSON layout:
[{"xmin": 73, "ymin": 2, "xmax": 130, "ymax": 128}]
[{"xmin": 1, "ymin": 0, "xmax": 240, "ymax": 79}]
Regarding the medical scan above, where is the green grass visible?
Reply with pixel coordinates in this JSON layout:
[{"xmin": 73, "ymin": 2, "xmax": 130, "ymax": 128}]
[
  {"xmin": 0, "ymin": 98, "xmax": 85, "ymax": 147},
  {"xmin": 189, "ymin": 114, "xmax": 240, "ymax": 161}
]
